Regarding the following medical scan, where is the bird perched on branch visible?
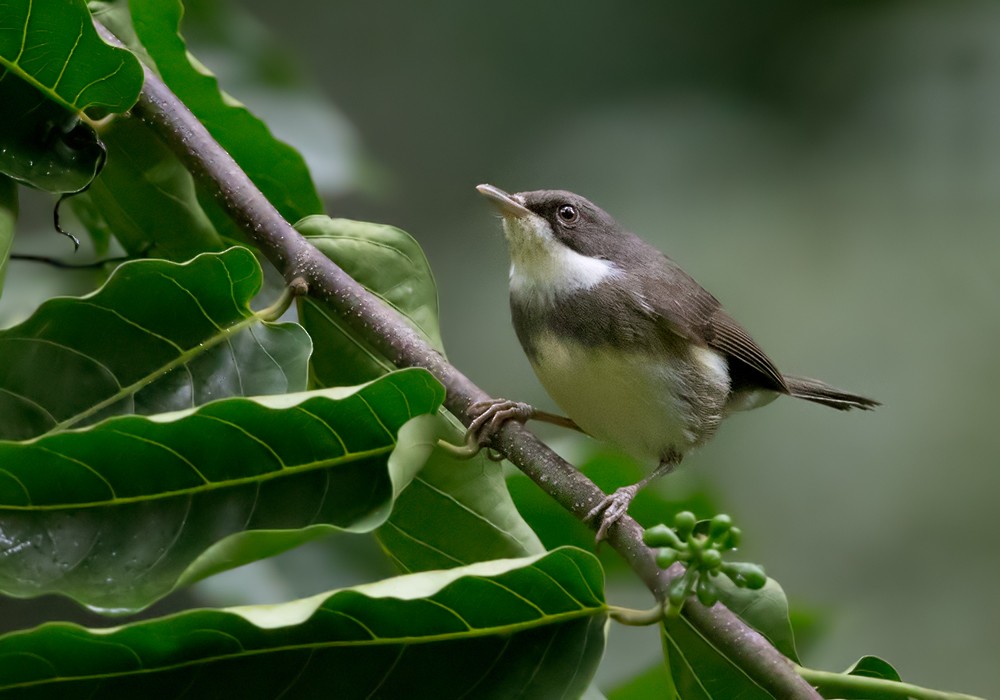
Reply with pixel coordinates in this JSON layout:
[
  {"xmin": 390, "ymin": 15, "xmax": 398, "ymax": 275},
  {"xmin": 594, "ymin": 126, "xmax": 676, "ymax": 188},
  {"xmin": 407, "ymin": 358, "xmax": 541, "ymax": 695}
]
[{"xmin": 472, "ymin": 184, "xmax": 878, "ymax": 541}]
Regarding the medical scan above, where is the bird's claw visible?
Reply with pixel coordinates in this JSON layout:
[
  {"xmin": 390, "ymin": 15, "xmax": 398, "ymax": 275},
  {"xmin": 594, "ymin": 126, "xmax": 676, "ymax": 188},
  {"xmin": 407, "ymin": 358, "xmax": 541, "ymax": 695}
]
[
  {"xmin": 439, "ymin": 399, "xmax": 536, "ymax": 461},
  {"xmin": 586, "ymin": 485, "xmax": 639, "ymax": 542},
  {"xmin": 467, "ymin": 398, "xmax": 536, "ymax": 446}
]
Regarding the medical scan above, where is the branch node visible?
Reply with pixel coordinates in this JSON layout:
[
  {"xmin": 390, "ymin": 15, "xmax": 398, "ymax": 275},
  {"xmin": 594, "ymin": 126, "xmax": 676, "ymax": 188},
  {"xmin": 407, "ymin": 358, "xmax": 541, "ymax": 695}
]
[{"xmin": 289, "ymin": 276, "xmax": 309, "ymax": 297}]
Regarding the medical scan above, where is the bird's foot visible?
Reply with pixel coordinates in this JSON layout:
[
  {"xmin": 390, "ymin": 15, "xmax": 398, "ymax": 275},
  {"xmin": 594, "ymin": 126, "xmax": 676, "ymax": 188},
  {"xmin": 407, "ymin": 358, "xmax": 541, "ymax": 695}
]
[
  {"xmin": 586, "ymin": 484, "xmax": 640, "ymax": 542},
  {"xmin": 435, "ymin": 399, "xmax": 537, "ymax": 462},
  {"xmin": 467, "ymin": 398, "xmax": 537, "ymax": 446}
]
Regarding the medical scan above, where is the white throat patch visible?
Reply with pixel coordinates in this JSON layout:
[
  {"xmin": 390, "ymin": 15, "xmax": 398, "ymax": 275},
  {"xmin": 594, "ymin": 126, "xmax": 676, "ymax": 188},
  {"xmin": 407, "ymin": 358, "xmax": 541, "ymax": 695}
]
[{"xmin": 503, "ymin": 214, "xmax": 620, "ymax": 303}]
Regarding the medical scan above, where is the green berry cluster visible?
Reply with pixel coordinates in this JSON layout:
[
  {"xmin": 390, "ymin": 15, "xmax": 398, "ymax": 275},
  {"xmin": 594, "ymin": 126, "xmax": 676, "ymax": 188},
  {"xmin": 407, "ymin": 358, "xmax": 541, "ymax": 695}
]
[{"xmin": 643, "ymin": 512, "xmax": 767, "ymax": 616}]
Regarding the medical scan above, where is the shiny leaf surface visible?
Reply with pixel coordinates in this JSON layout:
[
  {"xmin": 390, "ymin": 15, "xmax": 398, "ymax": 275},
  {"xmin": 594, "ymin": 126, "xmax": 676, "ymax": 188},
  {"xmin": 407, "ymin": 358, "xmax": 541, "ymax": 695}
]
[
  {"xmin": 0, "ymin": 176, "xmax": 14, "ymax": 298},
  {"xmin": 0, "ymin": 547, "xmax": 606, "ymax": 698},
  {"xmin": 0, "ymin": 71, "xmax": 106, "ymax": 193},
  {"xmin": 297, "ymin": 215, "xmax": 545, "ymax": 570},
  {"xmin": 0, "ymin": 247, "xmax": 308, "ymax": 441},
  {"xmin": 378, "ymin": 439, "xmax": 546, "ymax": 573},
  {"xmin": 0, "ymin": 0, "xmax": 140, "ymax": 192},
  {"xmin": 68, "ymin": 116, "xmax": 225, "ymax": 260},
  {"xmin": 297, "ymin": 215, "xmax": 445, "ymax": 386},
  {"xmin": 661, "ymin": 577, "xmax": 797, "ymax": 698},
  {"xmin": 0, "ymin": 0, "xmax": 141, "ymax": 116},
  {"xmin": 0, "ymin": 369, "xmax": 444, "ymax": 611}
]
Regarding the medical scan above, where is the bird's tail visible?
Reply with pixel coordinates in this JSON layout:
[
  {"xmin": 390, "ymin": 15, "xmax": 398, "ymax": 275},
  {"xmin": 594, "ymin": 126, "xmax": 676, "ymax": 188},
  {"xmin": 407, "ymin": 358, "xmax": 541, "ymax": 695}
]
[{"xmin": 783, "ymin": 375, "xmax": 880, "ymax": 411}]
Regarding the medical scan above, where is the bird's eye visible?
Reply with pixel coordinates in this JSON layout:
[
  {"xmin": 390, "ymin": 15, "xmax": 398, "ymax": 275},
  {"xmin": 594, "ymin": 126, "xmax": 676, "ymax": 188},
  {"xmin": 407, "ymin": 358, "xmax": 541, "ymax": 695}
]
[{"xmin": 557, "ymin": 205, "xmax": 578, "ymax": 224}]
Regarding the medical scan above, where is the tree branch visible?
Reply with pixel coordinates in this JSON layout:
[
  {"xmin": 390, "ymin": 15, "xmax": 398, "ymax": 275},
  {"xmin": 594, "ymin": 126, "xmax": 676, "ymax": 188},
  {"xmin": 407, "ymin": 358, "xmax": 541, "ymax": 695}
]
[{"xmin": 98, "ymin": 23, "xmax": 821, "ymax": 699}]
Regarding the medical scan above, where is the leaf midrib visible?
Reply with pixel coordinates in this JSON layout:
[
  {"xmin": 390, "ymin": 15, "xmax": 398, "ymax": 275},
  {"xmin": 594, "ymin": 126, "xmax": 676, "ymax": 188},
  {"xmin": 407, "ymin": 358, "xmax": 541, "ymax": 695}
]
[
  {"xmin": 0, "ymin": 443, "xmax": 394, "ymax": 511},
  {"xmin": 1, "ymin": 607, "xmax": 607, "ymax": 691},
  {"xmin": 44, "ymin": 297, "xmax": 266, "ymax": 436}
]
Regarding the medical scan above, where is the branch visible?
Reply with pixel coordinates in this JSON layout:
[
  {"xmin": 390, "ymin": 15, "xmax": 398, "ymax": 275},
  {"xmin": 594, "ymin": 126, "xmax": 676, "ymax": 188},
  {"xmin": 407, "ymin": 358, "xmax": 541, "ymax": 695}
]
[{"xmin": 97, "ymin": 22, "xmax": 821, "ymax": 700}]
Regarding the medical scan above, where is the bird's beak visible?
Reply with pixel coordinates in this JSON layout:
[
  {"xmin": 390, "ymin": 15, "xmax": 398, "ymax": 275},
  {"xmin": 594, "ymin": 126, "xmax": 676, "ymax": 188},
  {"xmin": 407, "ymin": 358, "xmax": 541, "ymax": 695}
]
[{"xmin": 476, "ymin": 184, "xmax": 531, "ymax": 218}]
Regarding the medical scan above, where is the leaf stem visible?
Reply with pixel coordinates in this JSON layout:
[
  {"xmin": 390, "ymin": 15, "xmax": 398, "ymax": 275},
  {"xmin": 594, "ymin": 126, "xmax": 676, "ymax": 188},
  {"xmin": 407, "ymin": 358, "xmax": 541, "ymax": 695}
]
[
  {"xmin": 255, "ymin": 284, "xmax": 296, "ymax": 323},
  {"xmin": 608, "ymin": 603, "xmax": 665, "ymax": 626},
  {"xmin": 434, "ymin": 436, "xmax": 481, "ymax": 460},
  {"xmin": 795, "ymin": 665, "xmax": 986, "ymax": 700}
]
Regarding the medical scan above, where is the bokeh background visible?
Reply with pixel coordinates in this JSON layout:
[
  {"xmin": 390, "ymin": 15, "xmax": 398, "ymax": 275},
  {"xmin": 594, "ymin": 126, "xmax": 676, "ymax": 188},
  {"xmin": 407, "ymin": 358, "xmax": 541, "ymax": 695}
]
[{"xmin": 1, "ymin": 1, "xmax": 997, "ymax": 696}]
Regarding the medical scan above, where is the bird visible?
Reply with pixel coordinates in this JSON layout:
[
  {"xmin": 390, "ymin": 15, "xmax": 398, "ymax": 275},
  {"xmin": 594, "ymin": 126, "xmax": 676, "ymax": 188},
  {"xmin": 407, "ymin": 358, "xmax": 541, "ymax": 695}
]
[{"xmin": 471, "ymin": 184, "xmax": 878, "ymax": 541}]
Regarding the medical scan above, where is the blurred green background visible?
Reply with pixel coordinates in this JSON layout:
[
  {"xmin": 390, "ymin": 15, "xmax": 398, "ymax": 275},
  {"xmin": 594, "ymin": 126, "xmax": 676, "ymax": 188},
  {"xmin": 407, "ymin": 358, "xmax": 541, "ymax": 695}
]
[{"xmin": 2, "ymin": 0, "xmax": 997, "ymax": 696}]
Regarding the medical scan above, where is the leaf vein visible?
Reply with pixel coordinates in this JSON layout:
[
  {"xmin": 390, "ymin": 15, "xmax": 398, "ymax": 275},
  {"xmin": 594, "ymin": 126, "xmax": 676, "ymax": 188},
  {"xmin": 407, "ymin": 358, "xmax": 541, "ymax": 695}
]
[
  {"xmin": 274, "ymin": 648, "xmax": 315, "ymax": 700},
  {"xmin": 363, "ymin": 644, "xmax": 406, "ymax": 700},
  {"xmin": 379, "ymin": 519, "xmax": 466, "ymax": 567},
  {"xmin": 30, "ymin": 444, "xmax": 116, "ymax": 499},
  {"xmin": 409, "ymin": 475, "xmax": 529, "ymax": 549},
  {"xmin": 356, "ymin": 394, "xmax": 394, "ymax": 443},
  {"xmin": 52, "ymin": 21, "xmax": 83, "ymax": 93},
  {"xmin": 0, "ymin": 387, "xmax": 58, "ymax": 428},
  {"xmin": 106, "ymin": 429, "xmax": 208, "ymax": 484}
]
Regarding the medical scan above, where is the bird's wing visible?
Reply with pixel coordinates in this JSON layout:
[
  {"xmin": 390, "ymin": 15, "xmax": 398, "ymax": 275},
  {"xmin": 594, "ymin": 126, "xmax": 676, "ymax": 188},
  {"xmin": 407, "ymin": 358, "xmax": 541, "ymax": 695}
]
[
  {"xmin": 637, "ymin": 259, "xmax": 788, "ymax": 393},
  {"xmin": 702, "ymin": 309, "xmax": 788, "ymax": 392}
]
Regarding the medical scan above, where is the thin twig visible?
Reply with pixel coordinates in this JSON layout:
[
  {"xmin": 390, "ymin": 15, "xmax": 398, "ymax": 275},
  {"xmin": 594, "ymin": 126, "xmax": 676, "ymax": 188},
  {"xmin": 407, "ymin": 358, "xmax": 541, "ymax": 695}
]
[
  {"xmin": 95, "ymin": 21, "xmax": 822, "ymax": 700},
  {"xmin": 9, "ymin": 253, "xmax": 131, "ymax": 269}
]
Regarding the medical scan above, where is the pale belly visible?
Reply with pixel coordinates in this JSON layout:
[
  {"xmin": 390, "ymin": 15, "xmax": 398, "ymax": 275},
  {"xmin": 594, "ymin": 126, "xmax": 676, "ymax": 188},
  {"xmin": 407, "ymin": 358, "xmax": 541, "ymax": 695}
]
[{"xmin": 528, "ymin": 333, "xmax": 730, "ymax": 464}]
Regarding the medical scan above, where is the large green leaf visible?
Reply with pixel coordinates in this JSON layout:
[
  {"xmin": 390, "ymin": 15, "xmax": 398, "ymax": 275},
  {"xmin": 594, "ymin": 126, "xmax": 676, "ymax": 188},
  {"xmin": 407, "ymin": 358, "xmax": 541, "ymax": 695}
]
[
  {"xmin": 69, "ymin": 115, "xmax": 225, "ymax": 260},
  {"xmin": 0, "ymin": 0, "xmax": 141, "ymax": 116},
  {"xmin": 0, "ymin": 176, "xmax": 14, "ymax": 299},
  {"xmin": 0, "ymin": 247, "xmax": 308, "ymax": 441},
  {"xmin": 128, "ymin": 0, "xmax": 322, "ymax": 226},
  {"xmin": 295, "ymin": 215, "xmax": 544, "ymax": 569},
  {"xmin": 0, "ymin": 547, "xmax": 606, "ymax": 698},
  {"xmin": 661, "ymin": 577, "xmax": 797, "ymax": 699},
  {"xmin": 378, "ymin": 441, "xmax": 546, "ymax": 572},
  {"xmin": 296, "ymin": 215, "xmax": 445, "ymax": 386},
  {"xmin": 0, "ymin": 0, "xmax": 140, "ymax": 192},
  {"xmin": 0, "ymin": 369, "xmax": 444, "ymax": 612}
]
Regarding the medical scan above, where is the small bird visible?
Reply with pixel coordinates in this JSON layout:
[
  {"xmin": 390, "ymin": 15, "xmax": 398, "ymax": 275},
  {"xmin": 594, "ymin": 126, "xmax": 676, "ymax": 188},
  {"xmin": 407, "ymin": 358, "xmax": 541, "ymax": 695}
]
[{"xmin": 472, "ymin": 184, "xmax": 878, "ymax": 541}]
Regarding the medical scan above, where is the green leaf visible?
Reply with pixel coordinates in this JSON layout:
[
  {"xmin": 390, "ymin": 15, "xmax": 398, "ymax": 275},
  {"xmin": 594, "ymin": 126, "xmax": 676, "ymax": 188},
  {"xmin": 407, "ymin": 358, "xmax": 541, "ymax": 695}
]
[
  {"xmin": 377, "ymin": 436, "xmax": 546, "ymax": 572},
  {"xmin": 713, "ymin": 577, "xmax": 798, "ymax": 662},
  {"xmin": 0, "ymin": 368, "xmax": 444, "ymax": 612},
  {"xmin": 294, "ymin": 215, "xmax": 543, "ymax": 569},
  {"xmin": 607, "ymin": 661, "xmax": 676, "ymax": 700},
  {"xmin": 842, "ymin": 656, "xmax": 901, "ymax": 683},
  {"xmin": 661, "ymin": 577, "xmax": 797, "ymax": 699},
  {"xmin": 296, "ymin": 215, "xmax": 445, "ymax": 386},
  {"xmin": 661, "ymin": 624, "xmax": 770, "ymax": 700},
  {"xmin": 801, "ymin": 656, "xmax": 989, "ymax": 700},
  {"xmin": 68, "ymin": 115, "xmax": 225, "ymax": 259},
  {"xmin": 128, "ymin": 0, "xmax": 322, "ymax": 225},
  {"xmin": 0, "ymin": 247, "xmax": 308, "ymax": 441},
  {"xmin": 806, "ymin": 655, "xmax": 903, "ymax": 700},
  {"xmin": 0, "ymin": 0, "xmax": 142, "ymax": 116},
  {"xmin": 0, "ymin": 176, "xmax": 15, "ymax": 298},
  {"xmin": 0, "ymin": 547, "xmax": 607, "ymax": 697},
  {"xmin": 0, "ymin": 0, "xmax": 140, "ymax": 192},
  {"xmin": 0, "ymin": 70, "xmax": 107, "ymax": 193}
]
